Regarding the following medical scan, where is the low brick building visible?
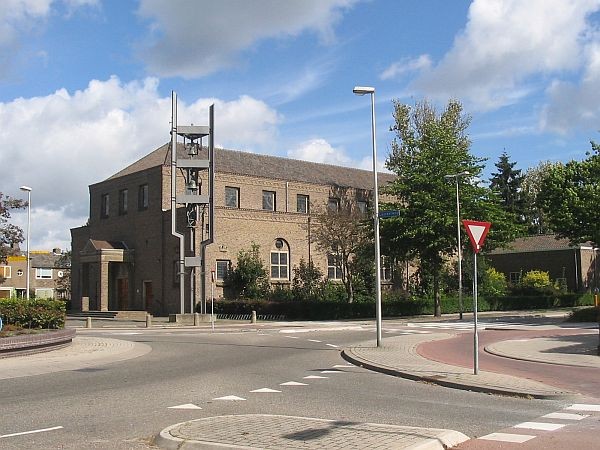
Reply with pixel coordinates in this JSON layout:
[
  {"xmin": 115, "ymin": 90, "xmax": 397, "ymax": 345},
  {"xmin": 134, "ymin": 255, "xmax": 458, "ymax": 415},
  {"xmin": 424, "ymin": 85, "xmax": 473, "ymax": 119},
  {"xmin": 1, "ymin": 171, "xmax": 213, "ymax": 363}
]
[
  {"xmin": 487, "ymin": 234, "xmax": 598, "ymax": 292},
  {"xmin": 70, "ymin": 144, "xmax": 395, "ymax": 315}
]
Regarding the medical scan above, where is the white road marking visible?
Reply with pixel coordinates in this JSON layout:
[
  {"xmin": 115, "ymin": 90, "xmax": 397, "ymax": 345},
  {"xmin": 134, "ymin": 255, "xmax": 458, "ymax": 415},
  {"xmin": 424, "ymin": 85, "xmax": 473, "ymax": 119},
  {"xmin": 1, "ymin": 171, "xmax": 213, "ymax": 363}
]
[
  {"xmin": 307, "ymin": 339, "xmax": 322, "ymax": 343},
  {"xmin": 542, "ymin": 412, "xmax": 588, "ymax": 420},
  {"xmin": 168, "ymin": 404, "xmax": 202, "ymax": 410},
  {"xmin": 212, "ymin": 395, "xmax": 246, "ymax": 401},
  {"xmin": 479, "ymin": 433, "xmax": 536, "ymax": 443},
  {"xmin": 325, "ymin": 343, "xmax": 339, "ymax": 348},
  {"xmin": 279, "ymin": 381, "xmax": 308, "ymax": 386},
  {"xmin": 0, "ymin": 426, "xmax": 64, "ymax": 439},
  {"xmin": 250, "ymin": 388, "xmax": 282, "ymax": 393},
  {"xmin": 332, "ymin": 364, "xmax": 354, "ymax": 368},
  {"xmin": 303, "ymin": 375, "xmax": 328, "ymax": 379},
  {"xmin": 284, "ymin": 336, "xmax": 299, "ymax": 339},
  {"xmin": 514, "ymin": 422, "xmax": 565, "ymax": 431},
  {"xmin": 321, "ymin": 370, "xmax": 343, "ymax": 374},
  {"xmin": 111, "ymin": 332, "xmax": 143, "ymax": 335},
  {"xmin": 566, "ymin": 404, "xmax": 600, "ymax": 412}
]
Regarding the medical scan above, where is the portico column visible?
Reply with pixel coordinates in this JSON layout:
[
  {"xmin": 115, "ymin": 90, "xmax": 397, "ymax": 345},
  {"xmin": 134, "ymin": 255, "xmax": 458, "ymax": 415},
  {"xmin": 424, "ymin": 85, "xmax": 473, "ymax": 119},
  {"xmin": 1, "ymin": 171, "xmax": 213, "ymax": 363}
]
[{"xmin": 99, "ymin": 261, "xmax": 110, "ymax": 311}]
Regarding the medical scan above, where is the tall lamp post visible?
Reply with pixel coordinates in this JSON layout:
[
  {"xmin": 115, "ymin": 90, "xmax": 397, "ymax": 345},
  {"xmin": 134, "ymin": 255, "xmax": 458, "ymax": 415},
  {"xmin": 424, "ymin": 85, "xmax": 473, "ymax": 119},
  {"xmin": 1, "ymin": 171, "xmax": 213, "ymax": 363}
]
[
  {"xmin": 353, "ymin": 85, "xmax": 382, "ymax": 347},
  {"xmin": 444, "ymin": 172, "xmax": 469, "ymax": 320},
  {"xmin": 19, "ymin": 186, "xmax": 32, "ymax": 301}
]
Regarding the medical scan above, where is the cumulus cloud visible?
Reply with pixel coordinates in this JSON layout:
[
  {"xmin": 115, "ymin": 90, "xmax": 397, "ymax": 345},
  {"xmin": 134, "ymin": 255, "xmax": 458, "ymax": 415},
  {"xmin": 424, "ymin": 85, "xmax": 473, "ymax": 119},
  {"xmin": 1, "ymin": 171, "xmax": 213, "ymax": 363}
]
[
  {"xmin": 412, "ymin": 0, "xmax": 600, "ymax": 111},
  {"xmin": 2, "ymin": 76, "xmax": 280, "ymax": 249},
  {"xmin": 136, "ymin": 0, "xmax": 357, "ymax": 78},
  {"xmin": 380, "ymin": 54, "xmax": 432, "ymax": 80}
]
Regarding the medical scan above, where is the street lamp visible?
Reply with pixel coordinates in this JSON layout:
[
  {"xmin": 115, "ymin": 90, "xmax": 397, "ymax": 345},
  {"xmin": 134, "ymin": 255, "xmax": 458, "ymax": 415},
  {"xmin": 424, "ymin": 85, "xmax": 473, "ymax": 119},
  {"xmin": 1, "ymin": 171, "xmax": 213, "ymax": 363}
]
[
  {"xmin": 444, "ymin": 171, "xmax": 469, "ymax": 320},
  {"xmin": 353, "ymin": 85, "xmax": 382, "ymax": 347},
  {"xmin": 19, "ymin": 186, "xmax": 32, "ymax": 301}
]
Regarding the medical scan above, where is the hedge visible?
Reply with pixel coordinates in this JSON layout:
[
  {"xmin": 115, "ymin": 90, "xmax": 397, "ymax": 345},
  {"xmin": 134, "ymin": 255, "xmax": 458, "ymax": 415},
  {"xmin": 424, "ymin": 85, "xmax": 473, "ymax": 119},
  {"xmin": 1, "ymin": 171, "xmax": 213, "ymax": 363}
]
[
  {"xmin": 207, "ymin": 293, "xmax": 594, "ymax": 321},
  {"xmin": 0, "ymin": 298, "xmax": 66, "ymax": 329}
]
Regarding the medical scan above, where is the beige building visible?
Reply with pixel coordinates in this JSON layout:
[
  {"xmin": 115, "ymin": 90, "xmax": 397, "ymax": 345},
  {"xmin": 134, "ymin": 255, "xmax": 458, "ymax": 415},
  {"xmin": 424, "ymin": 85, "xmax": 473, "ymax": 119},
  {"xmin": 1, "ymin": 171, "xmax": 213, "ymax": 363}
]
[
  {"xmin": 0, "ymin": 250, "xmax": 70, "ymax": 300},
  {"xmin": 70, "ymin": 144, "xmax": 396, "ymax": 316}
]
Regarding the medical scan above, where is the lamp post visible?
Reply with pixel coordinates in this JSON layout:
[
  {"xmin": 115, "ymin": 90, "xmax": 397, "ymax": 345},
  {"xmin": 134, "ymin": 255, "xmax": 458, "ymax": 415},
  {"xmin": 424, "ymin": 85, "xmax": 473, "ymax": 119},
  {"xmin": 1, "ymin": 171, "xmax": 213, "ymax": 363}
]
[
  {"xmin": 444, "ymin": 172, "xmax": 469, "ymax": 320},
  {"xmin": 19, "ymin": 186, "xmax": 32, "ymax": 301},
  {"xmin": 353, "ymin": 85, "xmax": 382, "ymax": 347}
]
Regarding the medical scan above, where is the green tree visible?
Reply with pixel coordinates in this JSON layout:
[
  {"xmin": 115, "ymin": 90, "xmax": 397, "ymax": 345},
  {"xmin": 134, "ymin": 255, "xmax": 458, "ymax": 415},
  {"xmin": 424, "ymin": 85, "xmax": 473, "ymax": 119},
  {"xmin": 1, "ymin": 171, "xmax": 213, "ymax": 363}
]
[
  {"xmin": 521, "ymin": 161, "xmax": 557, "ymax": 234},
  {"xmin": 311, "ymin": 192, "xmax": 371, "ymax": 303},
  {"xmin": 226, "ymin": 243, "xmax": 270, "ymax": 299},
  {"xmin": 537, "ymin": 142, "xmax": 600, "ymax": 246},
  {"xmin": 292, "ymin": 258, "xmax": 323, "ymax": 301},
  {"xmin": 383, "ymin": 99, "xmax": 520, "ymax": 316},
  {"xmin": 1, "ymin": 192, "xmax": 26, "ymax": 283},
  {"xmin": 489, "ymin": 151, "xmax": 524, "ymax": 221}
]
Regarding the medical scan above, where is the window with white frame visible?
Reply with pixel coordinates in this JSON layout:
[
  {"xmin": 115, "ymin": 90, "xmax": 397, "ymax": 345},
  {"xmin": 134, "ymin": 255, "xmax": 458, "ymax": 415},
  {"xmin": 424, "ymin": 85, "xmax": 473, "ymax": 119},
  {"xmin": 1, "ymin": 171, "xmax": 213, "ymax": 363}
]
[
  {"xmin": 297, "ymin": 194, "xmax": 309, "ymax": 214},
  {"xmin": 0, "ymin": 266, "xmax": 11, "ymax": 278},
  {"xmin": 327, "ymin": 254, "xmax": 342, "ymax": 280},
  {"xmin": 216, "ymin": 260, "xmax": 230, "ymax": 281},
  {"xmin": 262, "ymin": 190, "xmax": 276, "ymax": 211},
  {"xmin": 225, "ymin": 186, "xmax": 240, "ymax": 208},
  {"xmin": 36, "ymin": 268, "xmax": 52, "ymax": 279},
  {"xmin": 270, "ymin": 239, "xmax": 289, "ymax": 280}
]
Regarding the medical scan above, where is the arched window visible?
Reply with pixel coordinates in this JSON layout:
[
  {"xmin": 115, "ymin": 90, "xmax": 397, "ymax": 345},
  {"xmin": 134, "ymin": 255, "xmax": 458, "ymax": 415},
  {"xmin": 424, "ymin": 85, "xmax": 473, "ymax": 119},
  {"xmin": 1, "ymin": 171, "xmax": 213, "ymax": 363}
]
[{"xmin": 270, "ymin": 238, "xmax": 290, "ymax": 280}]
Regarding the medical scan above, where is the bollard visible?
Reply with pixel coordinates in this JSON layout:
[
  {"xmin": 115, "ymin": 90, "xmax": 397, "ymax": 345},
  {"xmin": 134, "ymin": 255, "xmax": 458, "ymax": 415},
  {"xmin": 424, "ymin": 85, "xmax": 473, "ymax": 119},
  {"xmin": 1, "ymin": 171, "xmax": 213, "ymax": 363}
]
[
  {"xmin": 86, "ymin": 317, "xmax": 92, "ymax": 329},
  {"xmin": 251, "ymin": 310, "xmax": 257, "ymax": 324},
  {"xmin": 146, "ymin": 313, "xmax": 152, "ymax": 328},
  {"xmin": 194, "ymin": 313, "xmax": 200, "ymax": 326}
]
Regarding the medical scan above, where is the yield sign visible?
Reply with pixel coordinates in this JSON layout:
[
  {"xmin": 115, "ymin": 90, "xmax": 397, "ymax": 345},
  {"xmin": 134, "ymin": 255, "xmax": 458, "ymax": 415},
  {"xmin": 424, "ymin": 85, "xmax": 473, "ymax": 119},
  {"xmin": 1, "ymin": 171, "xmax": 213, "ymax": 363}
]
[{"xmin": 462, "ymin": 220, "xmax": 491, "ymax": 253}]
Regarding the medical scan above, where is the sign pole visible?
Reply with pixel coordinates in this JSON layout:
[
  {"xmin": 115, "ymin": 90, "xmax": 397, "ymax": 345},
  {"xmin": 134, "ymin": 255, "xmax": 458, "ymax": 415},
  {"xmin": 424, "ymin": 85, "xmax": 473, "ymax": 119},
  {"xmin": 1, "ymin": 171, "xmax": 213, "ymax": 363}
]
[{"xmin": 473, "ymin": 249, "xmax": 479, "ymax": 375}]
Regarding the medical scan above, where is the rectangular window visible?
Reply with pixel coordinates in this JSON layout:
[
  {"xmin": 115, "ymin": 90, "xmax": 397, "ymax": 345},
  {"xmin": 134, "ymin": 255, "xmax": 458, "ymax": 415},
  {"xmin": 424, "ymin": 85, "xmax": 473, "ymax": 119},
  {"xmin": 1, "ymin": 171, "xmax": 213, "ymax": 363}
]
[
  {"xmin": 119, "ymin": 189, "xmax": 128, "ymax": 215},
  {"xmin": 262, "ymin": 190, "xmax": 276, "ymax": 211},
  {"xmin": 509, "ymin": 272, "xmax": 521, "ymax": 284},
  {"xmin": 138, "ymin": 184, "xmax": 149, "ymax": 210},
  {"xmin": 35, "ymin": 268, "xmax": 52, "ymax": 279},
  {"xmin": 225, "ymin": 186, "xmax": 240, "ymax": 208},
  {"xmin": 297, "ymin": 194, "xmax": 309, "ymax": 214},
  {"xmin": 328, "ymin": 198, "xmax": 340, "ymax": 212},
  {"xmin": 270, "ymin": 251, "xmax": 289, "ymax": 280},
  {"xmin": 216, "ymin": 260, "xmax": 230, "ymax": 281},
  {"xmin": 357, "ymin": 200, "xmax": 368, "ymax": 214},
  {"xmin": 35, "ymin": 288, "xmax": 53, "ymax": 299},
  {"xmin": 327, "ymin": 254, "xmax": 342, "ymax": 280},
  {"xmin": 0, "ymin": 266, "xmax": 11, "ymax": 278},
  {"xmin": 101, "ymin": 193, "xmax": 110, "ymax": 218}
]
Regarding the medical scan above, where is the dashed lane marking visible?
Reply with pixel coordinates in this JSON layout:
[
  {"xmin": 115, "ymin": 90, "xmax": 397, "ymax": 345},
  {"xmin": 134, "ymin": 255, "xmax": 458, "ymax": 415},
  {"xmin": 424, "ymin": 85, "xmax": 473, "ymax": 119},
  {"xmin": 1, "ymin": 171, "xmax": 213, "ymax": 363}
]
[
  {"xmin": 542, "ymin": 412, "xmax": 588, "ymax": 420},
  {"xmin": 279, "ymin": 381, "xmax": 308, "ymax": 386},
  {"xmin": 478, "ymin": 433, "xmax": 536, "ymax": 443},
  {"xmin": 307, "ymin": 339, "xmax": 322, "ymax": 343},
  {"xmin": 0, "ymin": 426, "xmax": 64, "ymax": 439},
  {"xmin": 250, "ymin": 388, "xmax": 281, "ymax": 393},
  {"xmin": 566, "ymin": 404, "xmax": 600, "ymax": 412},
  {"xmin": 332, "ymin": 364, "xmax": 354, "ymax": 368},
  {"xmin": 321, "ymin": 370, "xmax": 344, "ymax": 374},
  {"xmin": 303, "ymin": 375, "xmax": 328, "ymax": 379},
  {"xmin": 168, "ymin": 404, "xmax": 202, "ymax": 410},
  {"xmin": 513, "ymin": 422, "xmax": 565, "ymax": 431},
  {"xmin": 326, "ymin": 343, "xmax": 340, "ymax": 348},
  {"xmin": 212, "ymin": 395, "xmax": 246, "ymax": 401}
]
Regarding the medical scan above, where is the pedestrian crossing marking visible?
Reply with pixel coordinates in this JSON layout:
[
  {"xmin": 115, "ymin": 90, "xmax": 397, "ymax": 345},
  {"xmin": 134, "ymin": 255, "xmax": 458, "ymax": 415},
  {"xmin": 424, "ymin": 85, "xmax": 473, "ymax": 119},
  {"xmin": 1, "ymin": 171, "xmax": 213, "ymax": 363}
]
[
  {"xmin": 566, "ymin": 404, "xmax": 600, "ymax": 412},
  {"xmin": 479, "ymin": 433, "xmax": 536, "ymax": 443},
  {"xmin": 542, "ymin": 412, "xmax": 588, "ymax": 420},
  {"xmin": 514, "ymin": 422, "xmax": 565, "ymax": 431}
]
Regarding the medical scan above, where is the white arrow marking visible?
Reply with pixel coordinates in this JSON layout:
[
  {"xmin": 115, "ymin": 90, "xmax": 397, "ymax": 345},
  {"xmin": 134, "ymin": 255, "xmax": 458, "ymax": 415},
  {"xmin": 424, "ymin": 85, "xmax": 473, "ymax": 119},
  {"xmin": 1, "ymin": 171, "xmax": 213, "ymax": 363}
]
[
  {"xmin": 280, "ymin": 381, "xmax": 308, "ymax": 386},
  {"xmin": 168, "ymin": 404, "xmax": 202, "ymax": 410},
  {"xmin": 250, "ymin": 388, "xmax": 282, "ymax": 393},
  {"xmin": 213, "ymin": 395, "xmax": 246, "ymax": 401}
]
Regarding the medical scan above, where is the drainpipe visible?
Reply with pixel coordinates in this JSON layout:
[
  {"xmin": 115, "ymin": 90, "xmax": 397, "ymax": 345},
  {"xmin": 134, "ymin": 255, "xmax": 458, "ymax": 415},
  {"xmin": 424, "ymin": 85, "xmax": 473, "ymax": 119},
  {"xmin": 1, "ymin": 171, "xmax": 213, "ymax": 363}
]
[{"xmin": 171, "ymin": 91, "xmax": 185, "ymax": 314}]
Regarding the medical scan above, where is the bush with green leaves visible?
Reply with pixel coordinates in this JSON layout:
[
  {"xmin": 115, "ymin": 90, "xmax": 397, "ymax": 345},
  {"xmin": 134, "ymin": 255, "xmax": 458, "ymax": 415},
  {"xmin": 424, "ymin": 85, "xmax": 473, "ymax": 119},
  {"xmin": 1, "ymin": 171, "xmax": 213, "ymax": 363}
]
[
  {"xmin": 224, "ymin": 243, "xmax": 270, "ymax": 300},
  {"xmin": 292, "ymin": 258, "xmax": 323, "ymax": 301},
  {"xmin": 480, "ymin": 267, "xmax": 507, "ymax": 297},
  {"xmin": 0, "ymin": 297, "xmax": 66, "ymax": 329},
  {"xmin": 521, "ymin": 270, "xmax": 552, "ymax": 289}
]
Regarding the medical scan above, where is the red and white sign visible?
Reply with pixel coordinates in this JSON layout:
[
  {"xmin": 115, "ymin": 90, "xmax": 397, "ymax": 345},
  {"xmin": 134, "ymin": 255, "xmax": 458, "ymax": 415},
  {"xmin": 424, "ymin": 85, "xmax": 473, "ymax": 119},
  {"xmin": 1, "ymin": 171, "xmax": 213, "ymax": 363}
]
[{"xmin": 462, "ymin": 220, "xmax": 491, "ymax": 253}]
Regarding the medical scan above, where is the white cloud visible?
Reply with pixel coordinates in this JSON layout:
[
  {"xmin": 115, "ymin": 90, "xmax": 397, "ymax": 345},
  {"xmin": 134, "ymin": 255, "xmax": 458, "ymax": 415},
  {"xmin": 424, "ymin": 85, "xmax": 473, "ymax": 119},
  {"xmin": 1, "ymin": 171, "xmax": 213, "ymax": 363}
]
[
  {"xmin": 380, "ymin": 54, "xmax": 431, "ymax": 80},
  {"xmin": 412, "ymin": 0, "xmax": 600, "ymax": 111},
  {"xmin": 1, "ymin": 76, "xmax": 281, "ymax": 250},
  {"xmin": 288, "ymin": 138, "xmax": 353, "ymax": 166},
  {"xmin": 136, "ymin": 0, "xmax": 357, "ymax": 78}
]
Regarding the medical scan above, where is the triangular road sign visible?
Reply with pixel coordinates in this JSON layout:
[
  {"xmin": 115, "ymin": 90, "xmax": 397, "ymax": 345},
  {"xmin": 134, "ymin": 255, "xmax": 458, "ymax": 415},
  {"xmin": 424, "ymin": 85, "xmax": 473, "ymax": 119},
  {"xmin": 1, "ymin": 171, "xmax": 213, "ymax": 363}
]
[{"xmin": 462, "ymin": 220, "xmax": 491, "ymax": 253}]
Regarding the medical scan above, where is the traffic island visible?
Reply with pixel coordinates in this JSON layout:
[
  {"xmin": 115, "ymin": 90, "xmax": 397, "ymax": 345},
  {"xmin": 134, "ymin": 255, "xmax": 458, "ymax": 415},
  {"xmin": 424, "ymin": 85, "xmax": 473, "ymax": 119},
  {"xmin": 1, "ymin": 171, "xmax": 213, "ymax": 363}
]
[{"xmin": 0, "ymin": 328, "xmax": 75, "ymax": 358}]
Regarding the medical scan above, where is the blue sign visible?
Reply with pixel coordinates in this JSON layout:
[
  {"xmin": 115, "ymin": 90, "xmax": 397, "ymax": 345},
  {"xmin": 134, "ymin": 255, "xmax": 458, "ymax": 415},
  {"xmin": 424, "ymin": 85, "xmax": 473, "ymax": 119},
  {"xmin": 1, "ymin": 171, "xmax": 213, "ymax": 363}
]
[{"xmin": 379, "ymin": 210, "xmax": 400, "ymax": 219}]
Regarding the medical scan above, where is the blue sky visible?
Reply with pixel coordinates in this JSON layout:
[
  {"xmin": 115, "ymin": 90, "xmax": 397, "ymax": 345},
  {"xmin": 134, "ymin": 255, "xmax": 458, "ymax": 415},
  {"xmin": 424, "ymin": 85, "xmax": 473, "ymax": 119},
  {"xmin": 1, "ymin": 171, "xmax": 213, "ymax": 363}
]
[{"xmin": 2, "ymin": 0, "xmax": 600, "ymax": 250}]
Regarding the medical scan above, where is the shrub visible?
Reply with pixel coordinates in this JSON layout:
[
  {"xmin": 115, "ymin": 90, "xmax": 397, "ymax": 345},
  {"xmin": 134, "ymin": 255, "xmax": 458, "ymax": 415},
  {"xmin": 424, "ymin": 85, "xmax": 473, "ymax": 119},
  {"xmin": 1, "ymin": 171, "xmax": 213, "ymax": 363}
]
[
  {"xmin": 567, "ymin": 307, "xmax": 599, "ymax": 322},
  {"xmin": 0, "ymin": 297, "xmax": 66, "ymax": 329},
  {"xmin": 522, "ymin": 270, "xmax": 552, "ymax": 289},
  {"xmin": 225, "ymin": 243, "xmax": 270, "ymax": 299},
  {"xmin": 292, "ymin": 258, "xmax": 323, "ymax": 301},
  {"xmin": 480, "ymin": 268, "xmax": 507, "ymax": 297}
]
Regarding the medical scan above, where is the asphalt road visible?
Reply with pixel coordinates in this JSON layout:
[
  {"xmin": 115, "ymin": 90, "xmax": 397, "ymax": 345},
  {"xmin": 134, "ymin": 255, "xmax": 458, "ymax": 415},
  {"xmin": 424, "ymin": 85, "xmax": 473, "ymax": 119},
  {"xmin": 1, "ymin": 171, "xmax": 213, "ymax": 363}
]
[{"xmin": 0, "ymin": 321, "xmax": 580, "ymax": 449}]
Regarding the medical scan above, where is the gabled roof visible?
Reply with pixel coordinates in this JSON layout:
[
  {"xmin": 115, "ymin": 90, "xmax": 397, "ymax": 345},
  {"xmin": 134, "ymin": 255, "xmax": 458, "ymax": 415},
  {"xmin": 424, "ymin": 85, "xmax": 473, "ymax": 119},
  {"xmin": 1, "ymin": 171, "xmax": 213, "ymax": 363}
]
[
  {"xmin": 489, "ymin": 234, "xmax": 592, "ymax": 254},
  {"xmin": 105, "ymin": 143, "xmax": 396, "ymax": 191}
]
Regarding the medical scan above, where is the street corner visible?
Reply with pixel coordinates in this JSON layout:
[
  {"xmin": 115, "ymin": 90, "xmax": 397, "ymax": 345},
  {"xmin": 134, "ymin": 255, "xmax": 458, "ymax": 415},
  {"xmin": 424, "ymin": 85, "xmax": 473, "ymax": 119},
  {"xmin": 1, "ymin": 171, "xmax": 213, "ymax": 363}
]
[{"xmin": 155, "ymin": 414, "xmax": 470, "ymax": 450}]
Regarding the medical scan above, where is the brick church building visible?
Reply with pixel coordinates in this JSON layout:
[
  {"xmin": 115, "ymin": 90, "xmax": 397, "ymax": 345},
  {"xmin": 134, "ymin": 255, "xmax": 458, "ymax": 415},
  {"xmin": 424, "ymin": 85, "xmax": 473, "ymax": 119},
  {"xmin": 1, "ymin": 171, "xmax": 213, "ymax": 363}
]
[{"xmin": 70, "ymin": 143, "xmax": 395, "ymax": 316}]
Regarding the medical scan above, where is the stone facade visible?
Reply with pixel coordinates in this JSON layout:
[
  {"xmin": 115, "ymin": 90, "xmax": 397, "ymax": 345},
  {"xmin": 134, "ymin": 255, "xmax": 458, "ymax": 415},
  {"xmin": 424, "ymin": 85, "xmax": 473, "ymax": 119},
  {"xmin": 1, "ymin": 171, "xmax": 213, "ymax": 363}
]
[{"xmin": 71, "ymin": 144, "xmax": 396, "ymax": 316}]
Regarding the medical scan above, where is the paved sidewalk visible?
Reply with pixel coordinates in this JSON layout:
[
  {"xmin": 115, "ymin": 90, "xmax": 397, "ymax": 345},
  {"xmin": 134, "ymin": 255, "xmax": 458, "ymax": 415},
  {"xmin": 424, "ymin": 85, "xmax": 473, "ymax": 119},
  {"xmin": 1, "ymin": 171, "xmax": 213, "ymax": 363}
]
[
  {"xmin": 156, "ymin": 414, "xmax": 469, "ymax": 450},
  {"xmin": 343, "ymin": 333, "xmax": 577, "ymax": 400}
]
